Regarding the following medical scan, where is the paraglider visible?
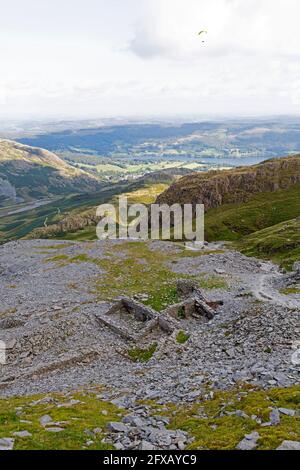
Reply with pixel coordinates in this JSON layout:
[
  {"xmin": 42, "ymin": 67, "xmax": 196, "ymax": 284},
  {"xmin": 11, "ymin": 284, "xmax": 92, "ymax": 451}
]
[{"xmin": 198, "ymin": 30, "xmax": 208, "ymax": 43}]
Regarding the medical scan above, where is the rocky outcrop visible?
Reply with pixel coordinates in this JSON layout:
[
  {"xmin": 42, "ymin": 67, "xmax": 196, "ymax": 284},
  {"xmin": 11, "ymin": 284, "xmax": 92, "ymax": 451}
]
[
  {"xmin": 0, "ymin": 177, "xmax": 16, "ymax": 203},
  {"xmin": 156, "ymin": 155, "xmax": 300, "ymax": 212},
  {"xmin": 27, "ymin": 209, "xmax": 100, "ymax": 239}
]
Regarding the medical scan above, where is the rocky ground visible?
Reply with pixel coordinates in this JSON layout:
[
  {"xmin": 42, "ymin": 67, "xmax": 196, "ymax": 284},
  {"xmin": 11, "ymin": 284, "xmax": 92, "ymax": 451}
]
[{"xmin": 0, "ymin": 238, "xmax": 299, "ymax": 450}]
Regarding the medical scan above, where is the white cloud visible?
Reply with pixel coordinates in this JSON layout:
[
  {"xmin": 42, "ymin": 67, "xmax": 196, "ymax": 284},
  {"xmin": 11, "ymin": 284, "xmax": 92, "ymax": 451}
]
[
  {"xmin": 129, "ymin": 0, "xmax": 300, "ymax": 61},
  {"xmin": 0, "ymin": 0, "xmax": 299, "ymax": 118}
]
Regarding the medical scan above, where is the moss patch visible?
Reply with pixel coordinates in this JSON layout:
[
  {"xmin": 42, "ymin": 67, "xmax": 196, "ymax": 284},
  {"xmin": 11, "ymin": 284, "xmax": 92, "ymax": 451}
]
[
  {"xmin": 176, "ymin": 331, "xmax": 190, "ymax": 344},
  {"xmin": 127, "ymin": 343, "xmax": 157, "ymax": 363},
  {"xmin": 280, "ymin": 287, "xmax": 300, "ymax": 295}
]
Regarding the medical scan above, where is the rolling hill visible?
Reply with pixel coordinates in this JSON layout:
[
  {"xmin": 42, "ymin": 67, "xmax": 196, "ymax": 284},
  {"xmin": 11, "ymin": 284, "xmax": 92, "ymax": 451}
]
[{"xmin": 0, "ymin": 139, "xmax": 102, "ymax": 206}]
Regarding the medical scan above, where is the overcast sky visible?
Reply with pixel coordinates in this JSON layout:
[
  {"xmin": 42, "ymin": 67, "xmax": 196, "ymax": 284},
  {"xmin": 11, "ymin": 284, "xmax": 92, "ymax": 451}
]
[{"xmin": 0, "ymin": 0, "xmax": 299, "ymax": 119}]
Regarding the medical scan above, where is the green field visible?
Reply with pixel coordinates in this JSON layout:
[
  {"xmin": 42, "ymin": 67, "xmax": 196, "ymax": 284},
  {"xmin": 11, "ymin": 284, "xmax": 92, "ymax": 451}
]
[{"xmin": 76, "ymin": 160, "xmax": 204, "ymax": 175}]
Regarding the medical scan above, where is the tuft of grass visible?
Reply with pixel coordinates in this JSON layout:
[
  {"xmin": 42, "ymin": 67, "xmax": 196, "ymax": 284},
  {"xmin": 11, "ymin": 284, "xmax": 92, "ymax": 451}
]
[
  {"xmin": 280, "ymin": 286, "xmax": 300, "ymax": 295},
  {"xmin": 45, "ymin": 254, "xmax": 69, "ymax": 263},
  {"xmin": 39, "ymin": 244, "xmax": 74, "ymax": 250},
  {"xmin": 127, "ymin": 343, "xmax": 157, "ymax": 363},
  {"xmin": 176, "ymin": 249, "xmax": 226, "ymax": 258},
  {"xmin": 176, "ymin": 331, "xmax": 190, "ymax": 344}
]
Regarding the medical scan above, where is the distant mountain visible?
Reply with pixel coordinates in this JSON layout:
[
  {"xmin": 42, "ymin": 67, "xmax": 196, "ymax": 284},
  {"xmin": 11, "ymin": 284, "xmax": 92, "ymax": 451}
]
[
  {"xmin": 0, "ymin": 140, "xmax": 102, "ymax": 205},
  {"xmin": 15, "ymin": 119, "xmax": 300, "ymax": 160}
]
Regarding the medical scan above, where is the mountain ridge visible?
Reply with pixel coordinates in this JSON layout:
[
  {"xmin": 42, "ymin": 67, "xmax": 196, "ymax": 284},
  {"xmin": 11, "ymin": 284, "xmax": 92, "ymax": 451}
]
[
  {"xmin": 0, "ymin": 139, "xmax": 102, "ymax": 205},
  {"xmin": 156, "ymin": 154, "xmax": 300, "ymax": 212}
]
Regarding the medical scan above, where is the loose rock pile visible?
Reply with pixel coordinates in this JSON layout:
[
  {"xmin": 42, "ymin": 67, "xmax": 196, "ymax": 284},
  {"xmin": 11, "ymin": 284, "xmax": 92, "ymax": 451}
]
[{"xmin": 104, "ymin": 405, "xmax": 191, "ymax": 450}]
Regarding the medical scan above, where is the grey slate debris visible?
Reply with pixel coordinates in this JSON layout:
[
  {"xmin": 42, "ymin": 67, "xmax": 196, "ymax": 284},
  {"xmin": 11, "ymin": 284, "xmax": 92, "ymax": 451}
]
[
  {"xmin": 0, "ymin": 239, "xmax": 300, "ymax": 450},
  {"xmin": 106, "ymin": 406, "xmax": 191, "ymax": 450},
  {"xmin": 276, "ymin": 440, "xmax": 300, "ymax": 450},
  {"xmin": 278, "ymin": 408, "xmax": 296, "ymax": 417},
  {"xmin": 107, "ymin": 422, "xmax": 129, "ymax": 433},
  {"xmin": 270, "ymin": 408, "xmax": 281, "ymax": 426},
  {"xmin": 236, "ymin": 432, "xmax": 260, "ymax": 451},
  {"xmin": 0, "ymin": 438, "xmax": 15, "ymax": 450}
]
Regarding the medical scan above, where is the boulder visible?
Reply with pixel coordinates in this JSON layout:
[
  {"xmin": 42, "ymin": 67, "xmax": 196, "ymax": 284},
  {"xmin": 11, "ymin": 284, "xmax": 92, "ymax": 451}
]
[
  {"xmin": 0, "ymin": 438, "xmax": 14, "ymax": 450},
  {"xmin": 270, "ymin": 408, "xmax": 280, "ymax": 426},
  {"xmin": 12, "ymin": 431, "xmax": 32, "ymax": 438},
  {"xmin": 107, "ymin": 422, "xmax": 128, "ymax": 433},
  {"xmin": 277, "ymin": 440, "xmax": 300, "ymax": 450},
  {"xmin": 236, "ymin": 432, "xmax": 260, "ymax": 450},
  {"xmin": 39, "ymin": 415, "xmax": 53, "ymax": 427}
]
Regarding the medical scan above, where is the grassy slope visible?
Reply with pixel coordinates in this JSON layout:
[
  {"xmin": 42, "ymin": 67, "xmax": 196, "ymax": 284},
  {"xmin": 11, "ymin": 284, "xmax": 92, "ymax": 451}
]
[
  {"xmin": 203, "ymin": 183, "xmax": 300, "ymax": 268},
  {"xmin": 169, "ymin": 385, "xmax": 300, "ymax": 450},
  {"xmin": 236, "ymin": 217, "xmax": 300, "ymax": 269},
  {"xmin": 205, "ymin": 183, "xmax": 300, "ymax": 242},
  {"xmin": 0, "ymin": 385, "xmax": 299, "ymax": 450}
]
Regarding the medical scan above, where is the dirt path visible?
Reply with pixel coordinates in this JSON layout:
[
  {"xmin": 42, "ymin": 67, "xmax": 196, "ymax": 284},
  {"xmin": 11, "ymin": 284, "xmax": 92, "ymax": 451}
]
[{"xmin": 252, "ymin": 263, "xmax": 300, "ymax": 309}]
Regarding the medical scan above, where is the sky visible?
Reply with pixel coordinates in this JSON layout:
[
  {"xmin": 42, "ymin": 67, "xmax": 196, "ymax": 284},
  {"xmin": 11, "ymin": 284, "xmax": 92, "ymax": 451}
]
[{"xmin": 0, "ymin": 0, "xmax": 299, "ymax": 119}]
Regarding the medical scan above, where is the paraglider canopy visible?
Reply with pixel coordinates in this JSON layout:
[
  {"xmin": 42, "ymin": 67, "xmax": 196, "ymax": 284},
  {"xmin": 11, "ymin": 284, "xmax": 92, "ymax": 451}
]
[{"xmin": 198, "ymin": 30, "xmax": 208, "ymax": 43}]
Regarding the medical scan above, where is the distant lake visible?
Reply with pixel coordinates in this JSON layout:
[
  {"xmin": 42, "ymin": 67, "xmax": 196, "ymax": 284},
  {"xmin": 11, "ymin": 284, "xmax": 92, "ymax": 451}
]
[{"xmin": 200, "ymin": 155, "xmax": 276, "ymax": 168}]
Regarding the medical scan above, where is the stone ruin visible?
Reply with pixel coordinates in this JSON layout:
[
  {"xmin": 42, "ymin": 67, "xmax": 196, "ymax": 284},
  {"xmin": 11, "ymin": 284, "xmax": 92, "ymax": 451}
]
[
  {"xmin": 164, "ymin": 280, "xmax": 223, "ymax": 321},
  {"xmin": 94, "ymin": 280, "xmax": 223, "ymax": 346},
  {"xmin": 95, "ymin": 297, "xmax": 176, "ymax": 343}
]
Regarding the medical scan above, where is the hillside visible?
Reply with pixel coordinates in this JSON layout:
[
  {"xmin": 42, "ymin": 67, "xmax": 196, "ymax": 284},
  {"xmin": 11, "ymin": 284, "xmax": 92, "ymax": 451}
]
[
  {"xmin": 0, "ymin": 140, "xmax": 102, "ymax": 205},
  {"xmin": 236, "ymin": 217, "xmax": 300, "ymax": 269},
  {"xmin": 0, "ymin": 176, "xmax": 173, "ymax": 243},
  {"xmin": 204, "ymin": 183, "xmax": 300, "ymax": 241},
  {"xmin": 157, "ymin": 155, "xmax": 300, "ymax": 211},
  {"xmin": 156, "ymin": 155, "xmax": 300, "ymax": 267}
]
